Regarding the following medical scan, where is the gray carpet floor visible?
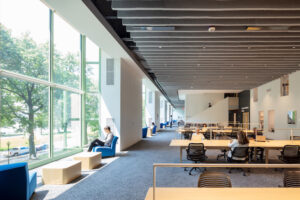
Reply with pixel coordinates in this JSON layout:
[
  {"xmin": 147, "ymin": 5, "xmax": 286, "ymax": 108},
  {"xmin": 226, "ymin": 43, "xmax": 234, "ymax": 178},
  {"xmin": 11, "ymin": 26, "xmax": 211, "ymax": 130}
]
[{"xmin": 33, "ymin": 128, "xmax": 288, "ymax": 200}]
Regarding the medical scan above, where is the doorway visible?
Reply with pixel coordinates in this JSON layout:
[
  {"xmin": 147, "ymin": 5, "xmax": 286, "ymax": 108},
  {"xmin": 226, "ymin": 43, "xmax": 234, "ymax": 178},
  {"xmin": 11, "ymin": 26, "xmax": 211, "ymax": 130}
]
[
  {"xmin": 242, "ymin": 112, "xmax": 249, "ymax": 129},
  {"xmin": 259, "ymin": 111, "xmax": 264, "ymax": 130}
]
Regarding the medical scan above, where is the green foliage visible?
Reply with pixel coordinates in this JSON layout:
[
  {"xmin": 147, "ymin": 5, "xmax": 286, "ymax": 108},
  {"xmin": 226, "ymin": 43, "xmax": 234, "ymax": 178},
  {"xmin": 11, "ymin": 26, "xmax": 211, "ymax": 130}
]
[{"xmin": 0, "ymin": 24, "xmax": 100, "ymax": 154}]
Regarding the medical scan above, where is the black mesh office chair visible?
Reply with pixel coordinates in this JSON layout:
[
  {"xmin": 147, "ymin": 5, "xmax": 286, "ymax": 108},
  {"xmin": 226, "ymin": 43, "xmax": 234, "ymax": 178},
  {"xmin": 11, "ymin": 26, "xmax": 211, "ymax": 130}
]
[
  {"xmin": 183, "ymin": 131, "xmax": 193, "ymax": 140},
  {"xmin": 228, "ymin": 147, "xmax": 249, "ymax": 176},
  {"xmin": 203, "ymin": 130, "xmax": 211, "ymax": 140},
  {"xmin": 284, "ymin": 171, "xmax": 300, "ymax": 187},
  {"xmin": 185, "ymin": 143, "xmax": 207, "ymax": 175},
  {"xmin": 278, "ymin": 145, "xmax": 300, "ymax": 163},
  {"xmin": 198, "ymin": 171, "xmax": 232, "ymax": 188}
]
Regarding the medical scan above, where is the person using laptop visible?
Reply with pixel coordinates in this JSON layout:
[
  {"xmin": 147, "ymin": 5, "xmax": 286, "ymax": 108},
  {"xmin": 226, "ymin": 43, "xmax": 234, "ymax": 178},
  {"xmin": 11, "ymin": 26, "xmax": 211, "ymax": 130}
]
[
  {"xmin": 88, "ymin": 126, "xmax": 114, "ymax": 152},
  {"xmin": 192, "ymin": 128, "xmax": 205, "ymax": 140},
  {"xmin": 227, "ymin": 131, "xmax": 249, "ymax": 160}
]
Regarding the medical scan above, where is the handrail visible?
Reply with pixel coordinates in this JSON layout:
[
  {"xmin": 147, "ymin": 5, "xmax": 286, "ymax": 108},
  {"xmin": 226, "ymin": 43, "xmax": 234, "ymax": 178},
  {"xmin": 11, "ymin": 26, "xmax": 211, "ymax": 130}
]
[{"xmin": 152, "ymin": 163, "xmax": 300, "ymax": 200}]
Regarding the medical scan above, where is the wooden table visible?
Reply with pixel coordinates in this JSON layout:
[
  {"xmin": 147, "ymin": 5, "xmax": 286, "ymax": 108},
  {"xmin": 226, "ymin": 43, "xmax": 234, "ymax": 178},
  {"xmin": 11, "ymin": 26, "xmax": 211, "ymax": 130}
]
[
  {"xmin": 73, "ymin": 152, "xmax": 102, "ymax": 170},
  {"xmin": 170, "ymin": 139, "xmax": 300, "ymax": 163},
  {"xmin": 145, "ymin": 187, "xmax": 300, "ymax": 200},
  {"xmin": 42, "ymin": 160, "xmax": 81, "ymax": 185}
]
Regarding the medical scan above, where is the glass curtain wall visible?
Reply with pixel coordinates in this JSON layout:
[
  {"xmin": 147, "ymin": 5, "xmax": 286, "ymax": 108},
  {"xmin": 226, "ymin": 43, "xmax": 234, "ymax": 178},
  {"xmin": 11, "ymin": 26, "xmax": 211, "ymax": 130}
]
[
  {"xmin": 85, "ymin": 38, "xmax": 101, "ymax": 143},
  {"xmin": 0, "ymin": 0, "xmax": 100, "ymax": 168}
]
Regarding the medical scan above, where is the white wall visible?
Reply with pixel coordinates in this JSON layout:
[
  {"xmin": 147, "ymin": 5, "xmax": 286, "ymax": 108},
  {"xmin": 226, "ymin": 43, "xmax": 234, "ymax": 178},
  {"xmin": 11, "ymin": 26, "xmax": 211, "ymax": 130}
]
[
  {"xmin": 250, "ymin": 70, "xmax": 300, "ymax": 139},
  {"xmin": 186, "ymin": 97, "xmax": 229, "ymax": 124},
  {"xmin": 145, "ymin": 88, "xmax": 155, "ymax": 127},
  {"xmin": 173, "ymin": 107, "xmax": 185, "ymax": 121},
  {"xmin": 185, "ymin": 93, "xmax": 225, "ymax": 122},
  {"xmin": 100, "ymin": 54, "xmax": 121, "ymax": 148},
  {"xmin": 120, "ymin": 59, "xmax": 143, "ymax": 150},
  {"xmin": 160, "ymin": 97, "xmax": 166, "ymax": 123},
  {"xmin": 154, "ymin": 91, "xmax": 161, "ymax": 130}
]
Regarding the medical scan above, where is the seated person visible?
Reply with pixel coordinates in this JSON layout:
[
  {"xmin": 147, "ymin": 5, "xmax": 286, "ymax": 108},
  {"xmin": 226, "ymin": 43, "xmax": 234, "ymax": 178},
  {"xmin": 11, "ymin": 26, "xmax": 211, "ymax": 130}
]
[
  {"xmin": 202, "ymin": 123, "xmax": 208, "ymax": 132},
  {"xmin": 88, "ymin": 126, "xmax": 114, "ymax": 152},
  {"xmin": 192, "ymin": 128, "xmax": 205, "ymax": 140},
  {"xmin": 227, "ymin": 131, "xmax": 249, "ymax": 160},
  {"xmin": 151, "ymin": 122, "xmax": 155, "ymax": 129}
]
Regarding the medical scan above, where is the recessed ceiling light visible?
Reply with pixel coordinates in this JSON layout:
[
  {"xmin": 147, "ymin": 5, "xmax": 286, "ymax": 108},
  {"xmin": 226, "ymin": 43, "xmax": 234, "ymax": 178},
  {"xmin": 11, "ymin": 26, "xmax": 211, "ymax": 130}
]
[
  {"xmin": 190, "ymin": 86, "xmax": 194, "ymax": 89},
  {"xmin": 208, "ymin": 26, "xmax": 216, "ymax": 32},
  {"xmin": 197, "ymin": 64, "xmax": 200, "ymax": 66},
  {"xmin": 203, "ymin": 46, "xmax": 206, "ymax": 49},
  {"xmin": 158, "ymin": 46, "xmax": 162, "ymax": 48},
  {"xmin": 292, "ymin": 47, "xmax": 296, "ymax": 49},
  {"xmin": 248, "ymin": 46, "xmax": 251, "ymax": 49}
]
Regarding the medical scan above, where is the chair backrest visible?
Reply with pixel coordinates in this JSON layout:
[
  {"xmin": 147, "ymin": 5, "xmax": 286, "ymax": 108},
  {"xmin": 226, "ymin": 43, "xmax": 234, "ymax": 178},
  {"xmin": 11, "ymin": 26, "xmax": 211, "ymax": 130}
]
[
  {"xmin": 187, "ymin": 143, "xmax": 206, "ymax": 161},
  {"xmin": 111, "ymin": 136, "xmax": 118, "ymax": 150},
  {"xmin": 204, "ymin": 131, "xmax": 211, "ymax": 139},
  {"xmin": 283, "ymin": 145, "xmax": 299, "ymax": 158},
  {"xmin": 0, "ymin": 162, "xmax": 29, "ymax": 200},
  {"xmin": 152, "ymin": 125, "xmax": 157, "ymax": 134},
  {"xmin": 183, "ymin": 132, "xmax": 193, "ymax": 140},
  {"xmin": 232, "ymin": 147, "xmax": 249, "ymax": 158},
  {"xmin": 198, "ymin": 171, "xmax": 232, "ymax": 188},
  {"xmin": 284, "ymin": 171, "xmax": 300, "ymax": 187}
]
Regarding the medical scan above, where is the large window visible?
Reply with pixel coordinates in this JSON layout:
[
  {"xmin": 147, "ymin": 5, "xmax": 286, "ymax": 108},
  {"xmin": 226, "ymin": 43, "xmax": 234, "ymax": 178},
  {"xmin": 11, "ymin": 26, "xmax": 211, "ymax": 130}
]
[
  {"xmin": 0, "ymin": 77, "xmax": 49, "ymax": 165},
  {"xmin": 0, "ymin": 1, "xmax": 100, "ymax": 168},
  {"xmin": 280, "ymin": 75, "xmax": 289, "ymax": 96},
  {"xmin": 85, "ymin": 38, "xmax": 101, "ymax": 143},
  {"xmin": 0, "ymin": 0, "xmax": 49, "ymax": 79},
  {"xmin": 53, "ymin": 89, "xmax": 81, "ymax": 156},
  {"xmin": 53, "ymin": 13, "xmax": 80, "ymax": 89}
]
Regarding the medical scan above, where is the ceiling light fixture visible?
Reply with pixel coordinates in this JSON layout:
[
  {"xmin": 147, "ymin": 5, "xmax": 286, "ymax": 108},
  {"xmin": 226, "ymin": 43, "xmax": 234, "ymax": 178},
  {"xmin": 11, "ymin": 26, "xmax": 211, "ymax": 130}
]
[
  {"xmin": 208, "ymin": 26, "xmax": 216, "ymax": 32},
  {"xmin": 158, "ymin": 46, "xmax": 162, "ymax": 49}
]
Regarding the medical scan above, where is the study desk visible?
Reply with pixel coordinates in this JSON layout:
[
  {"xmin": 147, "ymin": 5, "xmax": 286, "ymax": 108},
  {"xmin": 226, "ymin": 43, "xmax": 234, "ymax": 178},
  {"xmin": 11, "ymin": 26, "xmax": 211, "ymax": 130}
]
[
  {"xmin": 145, "ymin": 187, "xmax": 300, "ymax": 200},
  {"xmin": 169, "ymin": 139, "xmax": 300, "ymax": 163}
]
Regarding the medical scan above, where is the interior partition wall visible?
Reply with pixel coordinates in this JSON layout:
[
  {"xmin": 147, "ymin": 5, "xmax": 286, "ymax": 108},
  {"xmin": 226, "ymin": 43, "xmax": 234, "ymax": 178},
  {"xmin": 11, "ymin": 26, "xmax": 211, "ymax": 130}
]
[{"xmin": 0, "ymin": 0, "xmax": 101, "ymax": 169}]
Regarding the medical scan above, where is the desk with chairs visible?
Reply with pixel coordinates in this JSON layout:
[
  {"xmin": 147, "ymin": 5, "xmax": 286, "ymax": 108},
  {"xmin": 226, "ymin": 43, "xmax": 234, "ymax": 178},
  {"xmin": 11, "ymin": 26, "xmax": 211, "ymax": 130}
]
[
  {"xmin": 169, "ymin": 139, "xmax": 300, "ymax": 163},
  {"xmin": 145, "ymin": 187, "xmax": 300, "ymax": 200},
  {"xmin": 146, "ymin": 163, "xmax": 300, "ymax": 200}
]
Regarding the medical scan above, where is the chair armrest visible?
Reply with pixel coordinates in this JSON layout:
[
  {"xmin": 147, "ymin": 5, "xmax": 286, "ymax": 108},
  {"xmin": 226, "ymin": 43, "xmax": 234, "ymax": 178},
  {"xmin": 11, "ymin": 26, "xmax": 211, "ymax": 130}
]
[{"xmin": 28, "ymin": 172, "xmax": 37, "ymax": 197}]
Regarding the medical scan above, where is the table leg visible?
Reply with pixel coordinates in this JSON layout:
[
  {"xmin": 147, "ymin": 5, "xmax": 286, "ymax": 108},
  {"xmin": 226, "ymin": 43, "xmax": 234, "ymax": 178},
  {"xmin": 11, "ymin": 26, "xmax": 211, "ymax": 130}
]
[
  {"xmin": 265, "ymin": 148, "xmax": 269, "ymax": 164},
  {"xmin": 180, "ymin": 147, "xmax": 183, "ymax": 163},
  {"xmin": 254, "ymin": 147, "xmax": 257, "ymax": 161}
]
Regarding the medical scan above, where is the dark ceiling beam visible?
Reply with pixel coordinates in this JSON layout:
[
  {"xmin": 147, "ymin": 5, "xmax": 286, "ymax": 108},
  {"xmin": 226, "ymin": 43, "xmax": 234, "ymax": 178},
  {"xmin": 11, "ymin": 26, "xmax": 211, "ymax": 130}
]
[
  {"xmin": 136, "ymin": 50, "xmax": 300, "ymax": 54},
  {"xmin": 122, "ymin": 19, "xmax": 300, "ymax": 26},
  {"xmin": 126, "ymin": 26, "xmax": 300, "ymax": 33},
  {"xmin": 138, "ymin": 52, "xmax": 300, "ymax": 56},
  {"xmin": 133, "ymin": 43, "xmax": 300, "ymax": 47},
  {"xmin": 149, "ymin": 67, "xmax": 299, "ymax": 70},
  {"xmin": 130, "ymin": 38, "xmax": 300, "ymax": 43},
  {"xmin": 134, "ymin": 46, "xmax": 300, "ymax": 51},
  {"xmin": 145, "ymin": 57, "xmax": 300, "ymax": 60},
  {"xmin": 129, "ymin": 32, "xmax": 300, "ymax": 38},
  {"xmin": 147, "ymin": 63, "xmax": 300, "ymax": 66},
  {"xmin": 146, "ymin": 60, "xmax": 300, "ymax": 64},
  {"xmin": 111, "ymin": 0, "xmax": 300, "ymax": 11},
  {"xmin": 117, "ymin": 10, "xmax": 300, "ymax": 19},
  {"xmin": 143, "ymin": 55, "xmax": 300, "ymax": 59}
]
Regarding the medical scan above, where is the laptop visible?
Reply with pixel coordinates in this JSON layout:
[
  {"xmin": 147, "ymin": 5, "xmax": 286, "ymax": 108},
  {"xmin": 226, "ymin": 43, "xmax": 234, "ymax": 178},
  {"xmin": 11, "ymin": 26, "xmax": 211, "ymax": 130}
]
[{"xmin": 256, "ymin": 135, "xmax": 266, "ymax": 142}]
